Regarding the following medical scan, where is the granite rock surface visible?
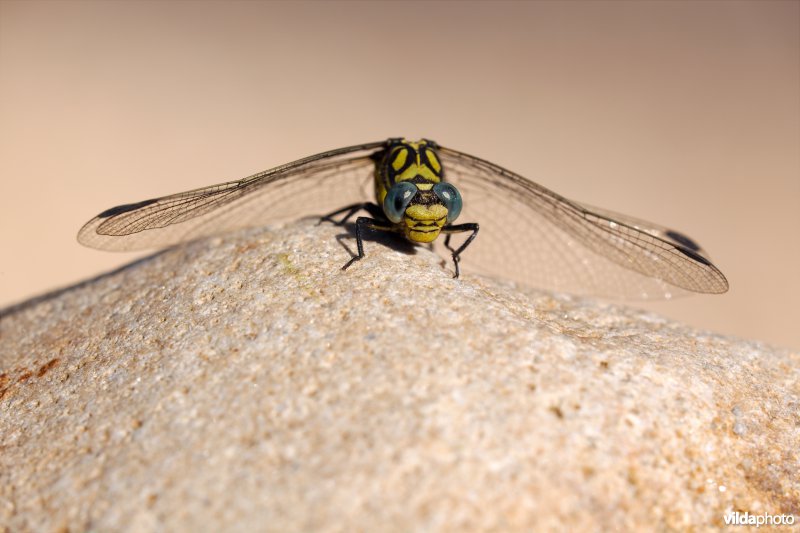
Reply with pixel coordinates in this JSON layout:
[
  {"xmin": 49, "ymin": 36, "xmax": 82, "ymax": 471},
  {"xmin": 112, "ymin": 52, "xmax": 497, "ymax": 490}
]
[{"xmin": 1, "ymin": 221, "xmax": 797, "ymax": 531}]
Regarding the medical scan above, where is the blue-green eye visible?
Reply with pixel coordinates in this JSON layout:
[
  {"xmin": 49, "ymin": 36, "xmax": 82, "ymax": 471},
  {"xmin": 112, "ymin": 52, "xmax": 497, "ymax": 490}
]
[
  {"xmin": 433, "ymin": 182, "xmax": 462, "ymax": 222},
  {"xmin": 383, "ymin": 181, "xmax": 418, "ymax": 223}
]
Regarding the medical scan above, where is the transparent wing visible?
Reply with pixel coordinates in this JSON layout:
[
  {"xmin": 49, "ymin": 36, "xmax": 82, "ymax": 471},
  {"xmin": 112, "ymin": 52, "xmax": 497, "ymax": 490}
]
[
  {"xmin": 574, "ymin": 202, "xmax": 720, "ymax": 264},
  {"xmin": 78, "ymin": 141, "xmax": 385, "ymax": 251},
  {"xmin": 437, "ymin": 146, "xmax": 729, "ymax": 298}
]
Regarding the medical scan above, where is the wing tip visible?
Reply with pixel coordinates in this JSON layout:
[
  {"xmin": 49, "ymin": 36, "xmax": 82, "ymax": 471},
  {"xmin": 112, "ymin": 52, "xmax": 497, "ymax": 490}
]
[{"xmin": 96, "ymin": 198, "xmax": 158, "ymax": 219}]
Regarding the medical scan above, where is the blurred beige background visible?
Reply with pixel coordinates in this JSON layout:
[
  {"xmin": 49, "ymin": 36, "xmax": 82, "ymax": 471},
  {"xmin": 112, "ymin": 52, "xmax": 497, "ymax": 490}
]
[{"xmin": 1, "ymin": 1, "xmax": 798, "ymax": 349}]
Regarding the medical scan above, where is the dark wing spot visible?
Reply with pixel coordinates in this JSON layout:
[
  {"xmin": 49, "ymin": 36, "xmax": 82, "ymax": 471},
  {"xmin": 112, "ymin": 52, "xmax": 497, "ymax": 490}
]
[
  {"xmin": 675, "ymin": 244, "xmax": 712, "ymax": 266},
  {"xmin": 97, "ymin": 199, "xmax": 158, "ymax": 218},
  {"xmin": 665, "ymin": 229, "xmax": 701, "ymax": 252}
]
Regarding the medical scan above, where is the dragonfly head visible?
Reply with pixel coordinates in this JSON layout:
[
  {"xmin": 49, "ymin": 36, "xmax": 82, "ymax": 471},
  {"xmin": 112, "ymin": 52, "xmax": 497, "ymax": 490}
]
[{"xmin": 383, "ymin": 181, "xmax": 463, "ymax": 243}]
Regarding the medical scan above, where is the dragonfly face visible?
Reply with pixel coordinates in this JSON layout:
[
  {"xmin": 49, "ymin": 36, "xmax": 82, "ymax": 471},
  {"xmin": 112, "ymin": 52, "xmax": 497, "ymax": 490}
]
[{"xmin": 375, "ymin": 139, "xmax": 463, "ymax": 243}]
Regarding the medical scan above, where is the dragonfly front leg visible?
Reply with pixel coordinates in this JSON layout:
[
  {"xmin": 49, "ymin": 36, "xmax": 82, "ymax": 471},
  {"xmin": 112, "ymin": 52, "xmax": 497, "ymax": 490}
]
[
  {"xmin": 442, "ymin": 223, "xmax": 480, "ymax": 279},
  {"xmin": 342, "ymin": 216, "xmax": 395, "ymax": 271}
]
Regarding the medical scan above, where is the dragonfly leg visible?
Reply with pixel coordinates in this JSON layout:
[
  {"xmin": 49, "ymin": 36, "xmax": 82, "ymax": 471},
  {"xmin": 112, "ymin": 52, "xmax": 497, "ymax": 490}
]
[
  {"xmin": 342, "ymin": 216, "xmax": 394, "ymax": 271},
  {"xmin": 441, "ymin": 223, "xmax": 480, "ymax": 279},
  {"xmin": 319, "ymin": 203, "xmax": 382, "ymax": 226}
]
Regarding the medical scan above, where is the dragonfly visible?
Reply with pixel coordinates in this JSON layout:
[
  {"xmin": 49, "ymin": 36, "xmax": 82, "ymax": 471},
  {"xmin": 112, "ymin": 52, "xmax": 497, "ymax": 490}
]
[{"xmin": 78, "ymin": 138, "xmax": 729, "ymax": 299}]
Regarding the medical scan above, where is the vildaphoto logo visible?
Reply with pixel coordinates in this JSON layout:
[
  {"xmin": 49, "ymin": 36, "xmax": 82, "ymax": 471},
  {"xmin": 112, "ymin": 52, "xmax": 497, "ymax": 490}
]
[{"xmin": 723, "ymin": 511, "xmax": 796, "ymax": 527}]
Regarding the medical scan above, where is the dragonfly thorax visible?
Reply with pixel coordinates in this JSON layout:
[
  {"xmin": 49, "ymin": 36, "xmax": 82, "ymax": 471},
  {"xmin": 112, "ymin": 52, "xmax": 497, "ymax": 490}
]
[{"xmin": 374, "ymin": 139, "xmax": 442, "ymax": 206}]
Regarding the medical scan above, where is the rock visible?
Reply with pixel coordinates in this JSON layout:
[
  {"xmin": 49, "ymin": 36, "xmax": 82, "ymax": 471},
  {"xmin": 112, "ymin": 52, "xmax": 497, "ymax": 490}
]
[{"xmin": 1, "ymin": 220, "xmax": 797, "ymax": 531}]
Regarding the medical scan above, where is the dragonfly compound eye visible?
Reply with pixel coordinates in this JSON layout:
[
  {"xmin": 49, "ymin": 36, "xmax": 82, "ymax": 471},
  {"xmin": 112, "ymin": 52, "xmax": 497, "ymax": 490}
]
[
  {"xmin": 433, "ymin": 182, "xmax": 463, "ymax": 223},
  {"xmin": 383, "ymin": 181, "xmax": 418, "ymax": 223}
]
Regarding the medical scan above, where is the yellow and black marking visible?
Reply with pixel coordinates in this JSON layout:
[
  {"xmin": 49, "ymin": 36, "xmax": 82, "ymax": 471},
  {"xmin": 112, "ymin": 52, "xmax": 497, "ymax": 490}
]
[
  {"xmin": 375, "ymin": 138, "xmax": 444, "ymax": 203},
  {"xmin": 323, "ymin": 138, "xmax": 479, "ymax": 277}
]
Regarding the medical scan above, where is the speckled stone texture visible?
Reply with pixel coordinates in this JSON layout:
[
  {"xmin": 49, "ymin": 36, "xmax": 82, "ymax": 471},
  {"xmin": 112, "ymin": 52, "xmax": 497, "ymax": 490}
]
[{"xmin": 1, "ymin": 221, "xmax": 797, "ymax": 532}]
